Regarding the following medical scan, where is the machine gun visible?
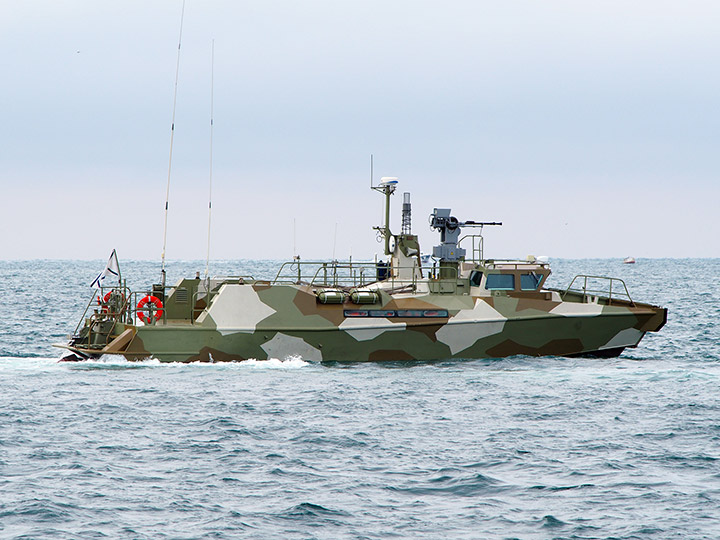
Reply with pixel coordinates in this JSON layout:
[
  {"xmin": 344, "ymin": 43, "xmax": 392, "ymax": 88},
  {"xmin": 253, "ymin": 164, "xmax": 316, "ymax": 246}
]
[{"xmin": 429, "ymin": 208, "xmax": 502, "ymax": 262}]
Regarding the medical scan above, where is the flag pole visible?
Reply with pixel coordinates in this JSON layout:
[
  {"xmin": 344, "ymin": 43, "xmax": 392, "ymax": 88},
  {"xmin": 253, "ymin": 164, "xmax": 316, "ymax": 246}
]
[{"xmin": 113, "ymin": 249, "xmax": 122, "ymax": 285}]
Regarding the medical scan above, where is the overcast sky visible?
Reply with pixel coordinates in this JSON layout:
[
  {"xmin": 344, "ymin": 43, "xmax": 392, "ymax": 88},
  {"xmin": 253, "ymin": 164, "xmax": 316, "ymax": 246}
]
[{"xmin": 1, "ymin": 0, "xmax": 718, "ymax": 261}]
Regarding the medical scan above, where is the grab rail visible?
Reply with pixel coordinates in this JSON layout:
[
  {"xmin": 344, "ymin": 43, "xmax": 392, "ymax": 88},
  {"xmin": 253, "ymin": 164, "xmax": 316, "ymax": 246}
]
[
  {"xmin": 273, "ymin": 260, "xmax": 417, "ymax": 288},
  {"xmin": 561, "ymin": 275, "xmax": 635, "ymax": 306},
  {"xmin": 458, "ymin": 234, "xmax": 485, "ymax": 262}
]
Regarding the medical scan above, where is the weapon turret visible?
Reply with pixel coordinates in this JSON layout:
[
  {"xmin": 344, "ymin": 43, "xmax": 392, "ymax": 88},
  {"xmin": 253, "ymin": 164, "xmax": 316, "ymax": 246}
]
[{"xmin": 430, "ymin": 208, "xmax": 501, "ymax": 262}]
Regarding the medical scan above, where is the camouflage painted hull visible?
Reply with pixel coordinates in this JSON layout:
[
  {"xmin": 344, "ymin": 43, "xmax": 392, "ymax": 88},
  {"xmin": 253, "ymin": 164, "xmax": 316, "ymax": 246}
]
[
  {"xmin": 59, "ymin": 162, "xmax": 667, "ymax": 363},
  {"xmin": 72, "ymin": 281, "xmax": 665, "ymax": 363}
]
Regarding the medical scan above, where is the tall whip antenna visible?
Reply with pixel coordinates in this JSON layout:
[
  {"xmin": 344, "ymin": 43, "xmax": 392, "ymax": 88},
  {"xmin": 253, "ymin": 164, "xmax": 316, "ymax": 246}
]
[
  {"xmin": 370, "ymin": 154, "xmax": 373, "ymax": 188},
  {"xmin": 332, "ymin": 222, "xmax": 338, "ymax": 261},
  {"xmin": 160, "ymin": 0, "xmax": 186, "ymax": 288},
  {"xmin": 205, "ymin": 39, "xmax": 215, "ymax": 280}
]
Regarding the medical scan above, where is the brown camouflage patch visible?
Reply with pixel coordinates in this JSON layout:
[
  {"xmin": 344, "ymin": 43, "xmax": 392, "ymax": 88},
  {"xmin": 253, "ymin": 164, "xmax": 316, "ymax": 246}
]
[
  {"xmin": 511, "ymin": 295, "xmax": 559, "ymax": 313},
  {"xmin": 486, "ymin": 338, "xmax": 585, "ymax": 357},
  {"xmin": 633, "ymin": 307, "xmax": 667, "ymax": 332},
  {"xmin": 187, "ymin": 347, "xmax": 246, "ymax": 363},
  {"xmin": 368, "ymin": 350, "xmax": 415, "ymax": 361},
  {"xmin": 405, "ymin": 322, "xmax": 443, "ymax": 342},
  {"xmin": 293, "ymin": 287, "xmax": 346, "ymax": 326},
  {"xmin": 122, "ymin": 334, "xmax": 151, "ymax": 361},
  {"xmin": 384, "ymin": 297, "xmax": 444, "ymax": 311}
]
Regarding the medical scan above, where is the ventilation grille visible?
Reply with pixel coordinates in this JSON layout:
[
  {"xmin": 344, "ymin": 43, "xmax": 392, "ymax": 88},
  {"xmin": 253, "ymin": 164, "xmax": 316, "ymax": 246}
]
[{"xmin": 175, "ymin": 288, "xmax": 189, "ymax": 304}]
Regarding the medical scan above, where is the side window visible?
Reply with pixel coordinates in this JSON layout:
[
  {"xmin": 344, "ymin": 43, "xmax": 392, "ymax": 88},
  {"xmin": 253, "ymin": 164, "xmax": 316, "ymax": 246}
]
[
  {"xmin": 469, "ymin": 271, "xmax": 483, "ymax": 287},
  {"xmin": 520, "ymin": 272, "xmax": 542, "ymax": 290},
  {"xmin": 485, "ymin": 273, "xmax": 515, "ymax": 290}
]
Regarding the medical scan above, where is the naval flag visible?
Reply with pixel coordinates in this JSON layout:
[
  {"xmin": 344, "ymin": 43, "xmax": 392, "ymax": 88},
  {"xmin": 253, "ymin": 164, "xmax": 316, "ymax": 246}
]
[{"xmin": 91, "ymin": 249, "xmax": 121, "ymax": 289}]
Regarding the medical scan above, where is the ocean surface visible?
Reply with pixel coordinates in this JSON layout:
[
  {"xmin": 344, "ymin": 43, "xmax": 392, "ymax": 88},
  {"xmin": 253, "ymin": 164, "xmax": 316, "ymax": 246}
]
[{"xmin": 1, "ymin": 258, "xmax": 718, "ymax": 539}]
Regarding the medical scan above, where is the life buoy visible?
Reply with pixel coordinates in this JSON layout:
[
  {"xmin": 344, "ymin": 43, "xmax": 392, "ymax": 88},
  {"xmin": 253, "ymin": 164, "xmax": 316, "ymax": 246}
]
[{"xmin": 136, "ymin": 295, "xmax": 164, "ymax": 323}]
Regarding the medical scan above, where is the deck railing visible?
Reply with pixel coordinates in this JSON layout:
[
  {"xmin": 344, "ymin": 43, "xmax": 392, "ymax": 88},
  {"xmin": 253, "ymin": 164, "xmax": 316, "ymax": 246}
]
[
  {"xmin": 559, "ymin": 275, "xmax": 635, "ymax": 306},
  {"xmin": 273, "ymin": 260, "xmax": 381, "ymax": 287},
  {"xmin": 72, "ymin": 285, "xmax": 134, "ymax": 350},
  {"xmin": 458, "ymin": 234, "xmax": 484, "ymax": 262}
]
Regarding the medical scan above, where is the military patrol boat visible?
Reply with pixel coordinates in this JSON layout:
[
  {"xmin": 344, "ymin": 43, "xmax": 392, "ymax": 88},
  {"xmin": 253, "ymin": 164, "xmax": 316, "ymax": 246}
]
[{"xmin": 59, "ymin": 179, "xmax": 666, "ymax": 362}]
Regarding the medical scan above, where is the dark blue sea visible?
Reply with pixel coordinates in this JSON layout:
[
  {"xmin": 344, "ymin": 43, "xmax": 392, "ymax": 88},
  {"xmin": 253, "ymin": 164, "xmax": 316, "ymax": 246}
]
[{"xmin": 1, "ymin": 259, "xmax": 718, "ymax": 539}]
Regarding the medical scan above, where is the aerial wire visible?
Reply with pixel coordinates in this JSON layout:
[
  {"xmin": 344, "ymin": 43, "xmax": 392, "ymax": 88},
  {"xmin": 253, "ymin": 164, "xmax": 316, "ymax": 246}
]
[
  {"xmin": 160, "ymin": 0, "xmax": 186, "ymax": 289},
  {"xmin": 205, "ymin": 39, "xmax": 215, "ymax": 281},
  {"xmin": 332, "ymin": 222, "xmax": 338, "ymax": 261}
]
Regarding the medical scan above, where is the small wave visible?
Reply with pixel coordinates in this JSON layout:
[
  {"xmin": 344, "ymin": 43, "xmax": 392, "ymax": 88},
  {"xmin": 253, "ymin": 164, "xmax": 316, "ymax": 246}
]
[
  {"xmin": 62, "ymin": 355, "xmax": 163, "ymax": 370},
  {"xmin": 233, "ymin": 356, "xmax": 310, "ymax": 369},
  {"xmin": 278, "ymin": 502, "xmax": 350, "ymax": 520},
  {"xmin": 0, "ymin": 356, "xmax": 61, "ymax": 371},
  {"xmin": 541, "ymin": 514, "xmax": 567, "ymax": 528},
  {"xmin": 529, "ymin": 483, "xmax": 595, "ymax": 492},
  {"xmin": 290, "ymin": 434, "xmax": 369, "ymax": 449},
  {"xmin": 56, "ymin": 355, "xmax": 310, "ymax": 370},
  {"xmin": 388, "ymin": 472, "xmax": 504, "ymax": 497},
  {"xmin": 0, "ymin": 498, "xmax": 75, "ymax": 523}
]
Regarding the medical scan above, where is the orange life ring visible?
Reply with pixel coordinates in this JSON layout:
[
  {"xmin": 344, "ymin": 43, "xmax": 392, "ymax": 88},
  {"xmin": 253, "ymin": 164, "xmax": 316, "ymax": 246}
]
[{"xmin": 136, "ymin": 295, "xmax": 164, "ymax": 323}]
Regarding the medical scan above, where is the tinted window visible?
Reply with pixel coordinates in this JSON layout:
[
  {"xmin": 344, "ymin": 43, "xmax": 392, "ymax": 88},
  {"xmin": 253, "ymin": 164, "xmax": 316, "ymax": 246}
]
[
  {"xmin": 520, "ymin": 273, "xmax": 542, "ymax": 290},
  {"xmin": 345, "ymin": 309, "xmax": 450, "ymax": 318},
  {"xmin": 485, "ymin": 274, "xmax": 515, "ymax": 290},
  {"xmin": 395, "ymin": 310, "xmax": 425, "ymax": 317},
  {"xmin": 469, "ymin": 271, "xmax": 483, "ymax": 287},
  {"xmin": 421, "ymin": 310, "xmax": 449, "ymax": 318}
]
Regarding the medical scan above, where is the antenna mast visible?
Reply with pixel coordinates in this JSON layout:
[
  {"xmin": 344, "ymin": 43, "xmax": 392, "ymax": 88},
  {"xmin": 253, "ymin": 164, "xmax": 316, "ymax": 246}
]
[
  {"xmin": 160, "ymin": 0, "xmax": 186, "ymax": 288},
  {"xmin": 293, "ymin": 218, "xmax": 297, "ymax": 259},
  {"xmin": 371, "ymin": 177, "xmax": 398, "ymax": 256},
  {"xmin": 370, "ymin": 154, "xmax": 373, "ymax": 188},
  {"xmin": 332, "ymin": 222, "xmax": 338, "ymax": 261},
  {"xmin": 204, "ymin": 39, "xmax": 215, "ymax": 280}
]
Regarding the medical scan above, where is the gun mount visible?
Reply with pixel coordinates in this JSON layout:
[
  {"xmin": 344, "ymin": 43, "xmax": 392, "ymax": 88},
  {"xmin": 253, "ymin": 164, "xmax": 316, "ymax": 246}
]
[{"xmin": 430, "ymin": 208, "xmax": 501, "ymax": 262}]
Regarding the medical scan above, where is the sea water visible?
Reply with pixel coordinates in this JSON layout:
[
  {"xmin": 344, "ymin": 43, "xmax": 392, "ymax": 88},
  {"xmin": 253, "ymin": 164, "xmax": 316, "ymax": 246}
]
[{"xmin": 0, "ymin": 259, "xmax": 718, "ymax": 539}]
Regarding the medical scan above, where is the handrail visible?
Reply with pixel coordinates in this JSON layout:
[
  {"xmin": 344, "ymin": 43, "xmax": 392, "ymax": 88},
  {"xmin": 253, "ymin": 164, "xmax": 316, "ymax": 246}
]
[
  {"xmin": 561, "ymin": 275, "xmax": 635, "ymax": 306},
  {"xmin": 274, "ymin": 260, "xmax": 380, "ymax": 286},
  {"xmin": 481, "ymin": 260, "xmax": 551, "ymax": 270},
  {"xmin": 271, "ymin": 259, "xmax": 468, "ymax": 294},
  {"xmin": 73, "ymin": 284, "xmax": 134, "ymax": 350},
  {"xmin": 275, "ymin": 260, "xmax": 393, "ymax": 287},
  {"xmin": 206, "ymin": 275, "xmax": 255, "ymax": 283},
  {"xmin": 191, "ymin": 287, "xmax": 219, "ymax": 322},
  {"xmin": 458, "ymin": 234, "xmax": 484, "ymax": 262}
]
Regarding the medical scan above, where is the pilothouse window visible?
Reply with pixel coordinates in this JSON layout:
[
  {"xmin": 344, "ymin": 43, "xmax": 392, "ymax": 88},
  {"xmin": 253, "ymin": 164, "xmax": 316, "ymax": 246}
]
[
  {"xmin": 469, "ymin": 271, "xmax": 483, "ymax": 287},
  {"xmin": 485, "ymin": 274, "xmax": 515, "ymax": 290},
  {"xmin": 520, "ymin": 272, "xmax": 542, "ymax": 290}
]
